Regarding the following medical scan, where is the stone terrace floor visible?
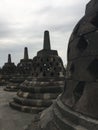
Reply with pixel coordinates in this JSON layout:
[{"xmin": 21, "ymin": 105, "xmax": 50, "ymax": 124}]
[{"xmin": 0, "ymin": 87, "xmax": 33, "ymax": 130}]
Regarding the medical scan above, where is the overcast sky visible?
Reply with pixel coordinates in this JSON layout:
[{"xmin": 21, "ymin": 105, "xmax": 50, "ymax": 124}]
[{"xmin": 0, "ymin": 0, "xmax": 90, "ymax": 67}]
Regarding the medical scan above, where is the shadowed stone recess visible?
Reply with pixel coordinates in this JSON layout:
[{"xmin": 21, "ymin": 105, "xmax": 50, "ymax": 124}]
[
  {"xmin": 4, "ymin": 47, "xmax": 33, "ymax": 92},
  {"xmin": 26, "ymin": 0, "xmax": 98, "ymax": 130},
  {"xmin": 10, "ymin": 31, "xmax": 65, "ymax": 113}
]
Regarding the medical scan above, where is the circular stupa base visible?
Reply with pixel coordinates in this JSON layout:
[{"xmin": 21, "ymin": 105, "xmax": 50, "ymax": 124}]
[
  {"xmin": 4, "ymin": 77, "xmax": 29, "ymax": 92},
  {"xmin": 26, "ymin": 96, "xmax": 98, "ymax": 130},
  {"xmin": 10, "ymin": 101, "xmax": 45, "ymax": 113},
  {"xmin": 9, "ymin": 79, "xmax": 64, "ymax": 113}
]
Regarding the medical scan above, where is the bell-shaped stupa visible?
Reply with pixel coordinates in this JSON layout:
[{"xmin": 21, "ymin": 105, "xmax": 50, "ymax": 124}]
[
  {"xmin": 5, "ymin": 47, "xmax": 33, "ymax": 92},
  {"xmin": 2, "ymin": 54, "xmax": 16, "ymax": 84},
  {"xmin": 10, "ymin": 31, "xmax": 65, "ymax": 113},
  {"xmin": 16, "ymin": 47, "xmax": 32, "ymax": 75}
]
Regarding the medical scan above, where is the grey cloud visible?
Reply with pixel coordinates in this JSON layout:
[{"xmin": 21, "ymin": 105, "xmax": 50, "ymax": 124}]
[
  {"xmin": 0, "ymin": 20, "xmax": 11, "ymax": 38},
  {"xmin": 0, "ymin": 0, "xmax": 90, "ymax": 66}
]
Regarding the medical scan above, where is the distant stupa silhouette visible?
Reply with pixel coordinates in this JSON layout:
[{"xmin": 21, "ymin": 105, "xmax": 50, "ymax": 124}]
[
  {"xmin": 17, "ymin": 47, "xmax": 32, "ymax": 75},
  {"xmin": 10, "ymin": 30, "xmax": 65, "ymax": 113},
  {"xmin": 0, "ymin": 54, "xmax": 16, "ymax": 87},
  {"xmin": 5, "ymin": 47, "xmax": 33, "ymax": 92},
  {"xmin": 2, "ymin": 54, "xmax": 16, "ymax": 79}
]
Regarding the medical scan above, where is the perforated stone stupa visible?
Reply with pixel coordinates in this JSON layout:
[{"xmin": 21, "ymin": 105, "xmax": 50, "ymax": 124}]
[
  {"xmin": 10, "ymin": 30, "xmax": 65, "ymax": 113},
  {"xmin": 16, "ymin": 47, "xmax": 32, "ymax": 76},
  {"xmin": 26, "ymin": 1, "xmax": 98, "ymax": 130},
  {"xmin": 2, "ymin": 54, "xmax": 16, "ymax": 83},
  {"xmin": 5, "ymin": 47, "xmax": 33, "ymax": 92}
]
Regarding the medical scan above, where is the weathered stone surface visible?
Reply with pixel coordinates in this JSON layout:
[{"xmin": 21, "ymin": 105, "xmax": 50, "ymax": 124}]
[
  {"xmin": 2, "ymin": 54, "xmax": 16, "ymax": 75},
  {"xmin": 26, "ymin": 0, "xmax": 98, "ymax": 130},
  {"xmin": 4, "ymin": 47, "xmax": 33, "ymax": 92},
  {"xmin": 16, "ymin": 47, "xmax": 32, "ymax": 75},
  {"xmin": 26, "ymin": 97, "xmax": 98, "ymax": 130},
  {"xmin": 63, "ymin": 0, "xmax": 98, "ymax": 119},
  {"xmin": 0, "ymin": 54, "xmax": 16, "ymax": 86},
  {"xmin": 10, "ymin": 31, "xmax": 65, "ymax": 113}
]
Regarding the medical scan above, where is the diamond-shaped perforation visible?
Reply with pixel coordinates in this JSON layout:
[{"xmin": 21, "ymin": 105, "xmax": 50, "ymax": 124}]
[
  {"xmin": 88, "ymin": 59, "xmax": 98, "ymax": 79},
  {"xmin": 77, "ymin": 37, "xmax": 88, "ymax": 52}
]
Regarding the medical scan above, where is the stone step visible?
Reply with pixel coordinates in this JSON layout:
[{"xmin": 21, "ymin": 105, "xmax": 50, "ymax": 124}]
[
  {"xmin": 53, "ymin": 103, "xmax": 88, "ymax": 130},
  {"xmin": 23, "ymin": 81, "xmax": 64, "ymax": 87},
  {"xmin": 17, "ymin": 91, "xmax": 59, "ymax": 99},
  {"xmin": 10, "ymin": 101, "xmax": 45, "ymax": 113},
  {"xmin": 13, "ymin": 96, "xmax": 54, "ymax": 107},
  {"xmin": 31, "ymin": 77, "xmax": 65, "ymax": 82},
  {"xmin": 9, "ymin": 79, "xmax": 25, "ymax": 83},
  {"xmin": 53, "ymin": 97, "xmax": 98, "ymax": 130},
  {"xmin": 20, "ymin": 86, "xmax": 63, "ymax": 93}
]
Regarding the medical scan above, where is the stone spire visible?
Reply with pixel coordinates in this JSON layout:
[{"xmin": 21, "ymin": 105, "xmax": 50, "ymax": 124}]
[
  {"xmin": 43, "ymin": 30, "xmax": 51, "ymax": 50},
  {"xmin": 8, "ymin": 54, "xmax": 11, "ymax": 63},
  {"xmin": 24, "ymin": 47, "xmax": 28, "ymax": 60}
]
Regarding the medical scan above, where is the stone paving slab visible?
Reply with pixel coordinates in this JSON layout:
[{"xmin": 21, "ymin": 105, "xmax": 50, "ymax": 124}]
[{"xmin": 0, "ymin": 87, "xmax": 33, "ymax": 130}]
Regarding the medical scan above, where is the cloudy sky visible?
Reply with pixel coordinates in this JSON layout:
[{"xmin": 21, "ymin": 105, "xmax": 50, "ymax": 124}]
[{"xmin": 0, "ymin": 0, "xmax": 90, "ymax": 67}]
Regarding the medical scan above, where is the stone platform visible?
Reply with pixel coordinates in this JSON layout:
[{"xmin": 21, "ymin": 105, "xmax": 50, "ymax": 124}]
[
  {"xmin": 10, "ymin": 78, "xmax": 64, "ymax": 113},
  {"xmin": 0, "ymin": 87, "xmax": 33, "ymax": 130},
  {"xmin": 26, "ymin": 96, "xmax": 98, "ymax": 130},
  {"xmin": 4, "ymin": 76, "xmax": 27, "ymax": 92}
]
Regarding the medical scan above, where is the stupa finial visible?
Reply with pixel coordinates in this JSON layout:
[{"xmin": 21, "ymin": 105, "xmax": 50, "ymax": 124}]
[
  {"xmin": 24, "ymin": 47, "xmax": 29, "ymax": 60},
  {"xmin": 8, "ymin": 54, "xmax": 11, "ymax": 63},
  {"xmin": 43, "ymin": 30, "xmax": 51, "ymax": 50}
]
